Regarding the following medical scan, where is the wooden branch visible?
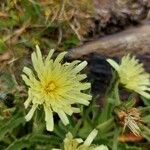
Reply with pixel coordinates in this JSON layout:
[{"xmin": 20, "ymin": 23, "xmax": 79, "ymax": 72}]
[{"xmin": 67, "ymin": 23, "xmax": 150, "ymax": 59}]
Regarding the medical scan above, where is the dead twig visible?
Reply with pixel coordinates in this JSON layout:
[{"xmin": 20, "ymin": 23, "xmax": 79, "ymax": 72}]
[
  {"xmin": 67, "ymin": 23, "xmax": 150, "ymax": 59},
  {"xmin": 3, "ymin": 20, "xmax": 30, "ymax": 44}
]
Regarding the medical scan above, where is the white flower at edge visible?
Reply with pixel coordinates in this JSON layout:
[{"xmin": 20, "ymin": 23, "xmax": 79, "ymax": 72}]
[
  {"xmin": 53, "ymin": 129, "xmax": 109, "ymax": 150},
  {"xmin": 107, "ymin": 54, "xmax": 150, "ymax": 99}
]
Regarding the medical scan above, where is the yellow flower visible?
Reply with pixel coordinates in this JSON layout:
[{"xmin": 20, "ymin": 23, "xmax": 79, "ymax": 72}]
[
  {"xmin": 22, "ymin": 45, "xmax": 92, "ymax": 131},
  {"xmin": 53, "ymin": 129, "xmax": 108, "ymax": 150},
  {"xmin": 107, "ymin": 54, "xmax": 150, "ymax": 99}
]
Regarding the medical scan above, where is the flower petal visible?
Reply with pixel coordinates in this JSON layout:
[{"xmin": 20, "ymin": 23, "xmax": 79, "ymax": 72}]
[
  {"xmin": 24, "ymin": 90, "xmax": 32, "ymax": 108},
  {"xmin": 22, "ymin": 75, "xmax": 33, "ymax": 86},
  {"xmin": 23, "ymin": 67, "xmax": 34, "ymax": 77},
  {"xmin": 45, "ymin": 49, "xmax": 55, "ymax": 62},
  {"xmin": 93, "ymin": 145, "xmax": 109, "ymax": 150},
  {"xmin": 80, "ymin": 83, "xmax": 91, "ymax": 90},
  {"xmin": 25, "ymin": 104, "xmax": 38, "ymax": 121},
  {"xmin": 107, "ymin": 59, "xmax": 119, "ymax": 71},
  {"xmin": 44, "ymin": 105, "xmax": 54, "ymax": 131},
  {"xmin": 73, "ymin": 61, "xmax": 87, "ymax": 73},
  {"xmin": 84, "ymin": 129, "xmax": 98, "ymax": 146},
  {"xmin": 54, "ymin": 52, "xmax": 67, "ymax": 64},
  {"xmin": 57, "ymin": 110, "xmax": 69, "ymax": 125},
  {"xmin": 72, "ymin": 107, "xmax": 80, "ymax": 113},
  {"xmin": 36, "ymin": 45, "xmax": 43, "ymax": 64}
]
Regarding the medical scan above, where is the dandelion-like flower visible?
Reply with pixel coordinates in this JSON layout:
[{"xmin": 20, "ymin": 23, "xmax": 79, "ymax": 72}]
[
  {"xmin": 53, "ymin": 129, "xmax": 108, "ymax": 150},
  {"xmin": 107, "ymin": 54, "xmax": 150, "ymax": 98},
  {"xmin": 22, "ymin": 45, "xmax": 92, "ymax": 131}
]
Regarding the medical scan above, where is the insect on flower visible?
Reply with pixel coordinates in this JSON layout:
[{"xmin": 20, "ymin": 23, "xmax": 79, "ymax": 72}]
[
  {"xmin": 22, "ymin": 45, "xmax": 92, "ymax": 131},
  {"xmin": 107, "ymin": 54, "xmax": 150, "ymax": 99}
]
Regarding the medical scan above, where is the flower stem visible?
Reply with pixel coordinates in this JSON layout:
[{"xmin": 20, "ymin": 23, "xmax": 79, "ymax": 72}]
[
  {"xmin": 114, "ymin": 81, "xmax": 121, "ymax": 105},
  {"xmin": 139, "ymin": 106, "xmax": 150, "ymax": 113},
  {"xmin": 96, "ymin": 118, "xmax": 114, "ymax": 133},
  {"xmin": 32, "ymin": 108, "xmax": 45, "ymax": 134},
  {"xmin": 112, "ymin": 128, "xmax": 120, "ymax": 150}
]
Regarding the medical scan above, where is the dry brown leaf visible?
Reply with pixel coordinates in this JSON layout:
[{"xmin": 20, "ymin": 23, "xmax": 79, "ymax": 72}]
[
  {"xmin": 0, "ymin": 52, "xmax": 12, "ymax": 62},
  {"xmin": 119, "ymin": 133, "xmax": 144, "ymax": 142},
  {"xmin": 0, "ymin": 11, "xmax": 8, "ymax": 17}
]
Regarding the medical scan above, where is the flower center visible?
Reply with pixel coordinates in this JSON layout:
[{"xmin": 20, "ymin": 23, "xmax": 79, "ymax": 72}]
[{"xmin": 44, "ymin": 82, "xmax": 56, "ymax": 94}]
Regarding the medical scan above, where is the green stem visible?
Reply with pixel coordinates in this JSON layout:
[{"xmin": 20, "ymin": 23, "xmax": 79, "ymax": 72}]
[
  {"xmin": 98, "ymin": 77, "xmax": 120, "ymax": 123},
  {"xmin": 114, "ymin": 81, "xmax": 121, "ymax": 106},
  {"xmin": 53, "ymin": 125, "xmax": 65, "ymax": 139},
  {"xmin": 96, "ymin": 118, "xmax": 114, "ymax": 132},
  {"xmin": 139, "ymin": 124, "xmax": 150, "ymax": 134},
  {"xmin": 139, "ymin": 106, "xmax": 150, "ymax": 113},
  {"xmin": 105, "ymin": 71, "xmax": 118, "ymax": 98},
  {"xmin": 142, "ymin": 115, "xmax": 150, "ymax": 123},
  {"xmin": 112, "ymin": 128, "xmax": 120, "ymax": 150},
  {"xmin": 139, "ymin": 124, "xmax": 150, "ymax": 141},
  {"xmin": 32, "ymin": 109, "xmax": 45, "ymax": 134}
]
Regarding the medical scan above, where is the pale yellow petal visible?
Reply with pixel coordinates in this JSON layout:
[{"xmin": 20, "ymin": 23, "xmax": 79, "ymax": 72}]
[
  {"xmin": 24, "ymin": 90, "xmax": 32, "ymax": 108},
  {"xmin": 73, "ymin": 61, "xmax": 87, "ymax": 73},
  {"xmin": 25, "ymin": 104, "xmax": 38, "ymax": 121},
  {"xmin": 68, "ymin": 60, "xmax": 81, "ymax": 69},
  {"xmin": 35, "ymin": 45, "xmax": 43, "ymax": 65},
  {"xmin": 22, "ymin": 75, "xmax": 33, "ymax": 86},
  {"xmin": 24, "ymin": 97, "xmax": 32, "ymax": 109},
  {"xmin": 107, "ymin": 59, "xmax": 119, "ymax": 71},
  {"xmin": 79, "ymin": 83, "xmax": 91, "ymax": 90},
  {"xmin": 57, "ymin": 110, "xmax": 69, "ymax": 125},
  {"xmin": 73, "ymin": 98, "xmax": 90, "ymax": 106},
  {"xmin": 44, "ymin": 105, "xmax": 54, "ymax": 131},
  {"xmin": 45, "ymin": 49, "xmax": 55, "ymax": 63},
  {"xmin": 137, "ymin": 91, "xmax": 150, "ymax": 99},
  {"xmin": 72, "ymin": 107, "xmax": 80, "ymax": 113},
  {"xmin": 77, "ymin": 74, "xmax": 87, "ymax": 81},
  {"xmin": 31, "ymin": 52, "xmax": 38, "ymax": 71},
  {"xmin": 23, "ymin": 67, "xmax": 34, "ymax": 77},
  {"xmin": 54, "ymin": 52, "xmax": 67, "ymax": 64},
  {"xmin": 31, "ymin": 45, "xmax": 44, "ymax": 78},
  {"xmin": 84, "ymin": 129, "xmax": 98, "ymax": 146},
  {"xmin": 93, "ymin": 145, "xmax": 109, "ymax": 150}
]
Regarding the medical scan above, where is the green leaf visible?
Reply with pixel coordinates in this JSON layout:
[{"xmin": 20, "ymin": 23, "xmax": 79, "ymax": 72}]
[
  {"xmin": 6, "ymin": 134, "xmax": 61, "ymax": 150},
  {"xmin": 112, "ymin": 128, "xmax": 120, "ymax": 150},
  {"xmin": 32, "ymin": 107, "xmax": 45, "ymax": 134},
  {"xmin": 124, "ymin": 98, "xmax": 136, "ymax": 108},
  {"xmin": 0, "ymin": 109, "xmax": 25, "ymax": 140},
  {"xmin": 63, "ymin": 36, "xmax": 80, "ymax": 49},
  {"xmin": 0, "ymin": 39, "xmax": 7, "ymax": 53},
  {"xmin": 141, "ymin": 97, "xmax": 150, "ymax": 106},
  {"xmin": 21, "ymin": 0, "xmax": 41, "ymax": 22},
  {"xmin": 5, "ymin": 135, "xmax": 31, "ymax": 150},
  {"xmin": 142, "ymin": 115, "xmax": 150, "ymax": 123},
  {"xmin": 140, "ymin": 124, "xmax": 150, "ymax": 141},
  {"xmin": 30, "ymin": 134, "xmax": 61, "ymax": 145},
  {"xmin": 117, "ymin": 143, "xmax": 142, "ymax": 150},
  {"xmin": 78, "ymin": 120, "xmax": 93, "ymax": 138},
  {"xmin": 0, "ymin": 73, "xmax": 16, "ymax": 91}
]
